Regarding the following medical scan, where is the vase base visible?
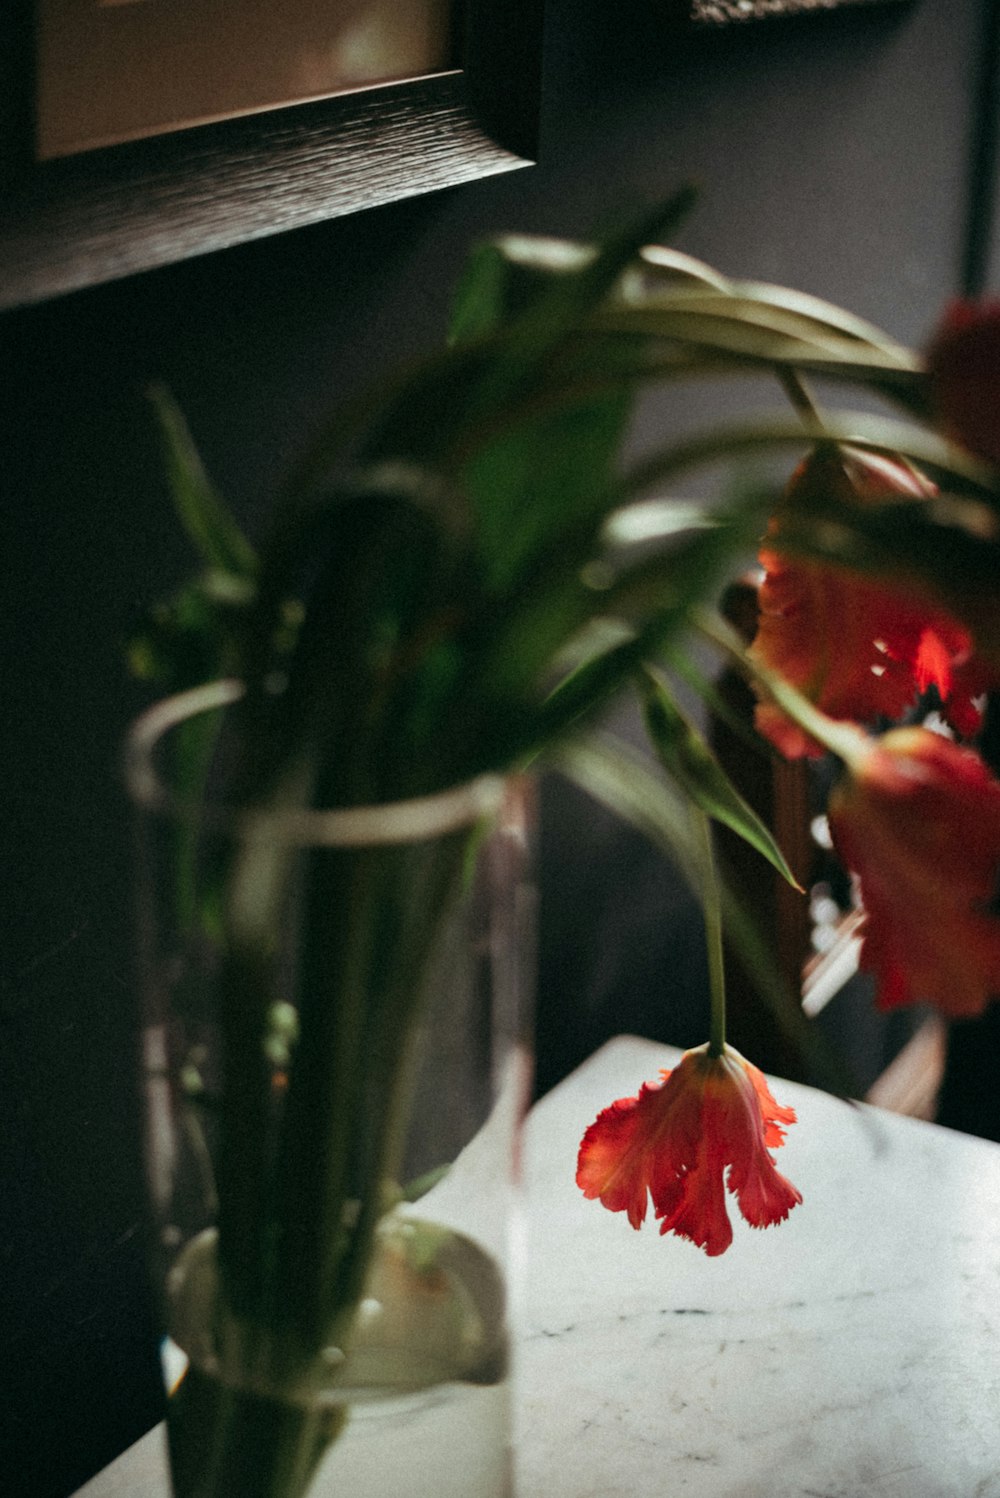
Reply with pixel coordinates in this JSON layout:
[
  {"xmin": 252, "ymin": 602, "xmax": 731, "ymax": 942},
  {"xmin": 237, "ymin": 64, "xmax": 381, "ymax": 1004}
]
[{"xmin": 163, "ymin": 1213, "xmax": 514, "ymax": 1498}]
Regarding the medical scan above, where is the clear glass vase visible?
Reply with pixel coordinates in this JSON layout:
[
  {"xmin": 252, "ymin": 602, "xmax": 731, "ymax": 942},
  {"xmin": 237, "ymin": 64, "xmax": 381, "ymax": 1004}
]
[{"xmin": 126, "ymin": 680, "xmax": 534, "ymax": 1498}]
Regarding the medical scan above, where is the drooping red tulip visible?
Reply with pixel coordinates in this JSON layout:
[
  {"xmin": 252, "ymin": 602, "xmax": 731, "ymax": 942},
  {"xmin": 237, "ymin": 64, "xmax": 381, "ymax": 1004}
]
[{"xmin": 577, "ymin": 1044, "xmax": 801, "ymax": 1256}]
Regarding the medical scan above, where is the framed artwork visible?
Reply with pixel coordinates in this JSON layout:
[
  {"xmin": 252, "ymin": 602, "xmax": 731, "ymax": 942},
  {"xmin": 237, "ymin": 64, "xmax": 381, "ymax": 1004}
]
[
  {"xmin": 35, "ymin": 0, "xmax": 457, "ymax": 161},
  {"xmin": 0, "ymin": 0, "xmax": 544, "ymax": 311}
]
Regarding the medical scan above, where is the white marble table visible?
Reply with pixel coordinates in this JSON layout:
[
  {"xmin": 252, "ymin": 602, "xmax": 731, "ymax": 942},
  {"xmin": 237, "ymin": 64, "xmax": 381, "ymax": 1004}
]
[{"xmin": 76, "ymin": 1035, "xmax": 1000, "ymax": 1498}]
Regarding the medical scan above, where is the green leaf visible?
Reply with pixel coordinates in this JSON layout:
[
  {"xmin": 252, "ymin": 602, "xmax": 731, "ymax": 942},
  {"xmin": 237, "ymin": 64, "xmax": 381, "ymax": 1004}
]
[
  {"xmin": 658, "ymin": 637, "xmax": 765, "ymax": 760},
  {"xmin": 237, "ymin": 479, "xmax": 480, "ymax": 805},
  {"xmin": 639, "ymin": 669, "xmax": 801, "ymax": 889},
  {"xmin": 633, "ymin": 244, "xmax": 731, "ymax": 292},
  {"xmin": 590, "ymin": 297, "xmax": 925, "ymax": 407},
  {"xmin": 633, "ymin": 248, "xmax": 918, "ymax": 364},
  {"xmin": 462, "ymin": 382, "xmax": 636, "ymax": 591},
  {"xmin": 519, "ymin": 513, "xmax": 754, "ymax": 758},
  {"xmin": 724, "ymin": 279, "xmax": 918, "ymax": 359},
  {"xmin": 617, "ymin": 409, "xmax": 998, "ymax": 507},
  {"xmin": 447, "ymin": 237, "xmax": 593, "ymax": 348},
  {"xmin": 448, "ymin": 186, "xmax": 698, "ymax": 358},
  {"xmin": 379, "ymin": 193, "xmax": 699, "ymax": 487},
  {"xmin": 609, "ymin": 281, "xmax": 918, "ymax": 363},
  {"xmin": 602, "ymin": 498, "xmax": 720, "ymax": 548},
  {"xmin": 149, "ymin": 384, "xmax": 257, "ymax": 579},
  {"xmin": 443, "ymin": 192, "xmax": 700, "ymax": 587}
]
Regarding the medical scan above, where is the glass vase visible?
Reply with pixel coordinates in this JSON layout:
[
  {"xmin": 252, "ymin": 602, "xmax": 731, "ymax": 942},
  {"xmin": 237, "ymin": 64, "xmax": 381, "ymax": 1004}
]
[{"xmin": 126, "ymin": 680, "xmax": 534, "ymax": 1498}]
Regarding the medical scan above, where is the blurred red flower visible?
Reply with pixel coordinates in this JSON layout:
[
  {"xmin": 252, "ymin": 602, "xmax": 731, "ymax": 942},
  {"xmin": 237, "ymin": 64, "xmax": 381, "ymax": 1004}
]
[
  {"xmin": 750, "ymin": 444, "xmax": 986, "ymax": 757},
  {"xmin": 576, "ymin": 1044, "xmax": 801, "ymax": 1256},
  {"xmin": 828, "ymin": 726, "xmax": 1000, "ymax": 1017},
  {"xmin": 927, "ymin": 299, "xmax": 1000, "ymax": 465}
]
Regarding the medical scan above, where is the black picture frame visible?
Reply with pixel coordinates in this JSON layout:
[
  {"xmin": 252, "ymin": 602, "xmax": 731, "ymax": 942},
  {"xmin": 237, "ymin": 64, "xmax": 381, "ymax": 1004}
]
[{"xmin": 0, "ymin": 0, "xmax": 544, "ymax": 312}]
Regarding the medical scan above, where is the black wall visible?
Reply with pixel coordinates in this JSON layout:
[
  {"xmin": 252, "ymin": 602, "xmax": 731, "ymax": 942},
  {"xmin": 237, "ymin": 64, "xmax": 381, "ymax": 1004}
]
[{"xmin": 1, "ymin": 2, "xmax": 993, "ymax": 1493}]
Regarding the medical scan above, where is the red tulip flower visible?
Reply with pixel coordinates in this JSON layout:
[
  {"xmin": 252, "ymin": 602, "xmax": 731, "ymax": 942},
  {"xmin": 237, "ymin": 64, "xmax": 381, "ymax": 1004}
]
[
  {"xmin": 828, "ymin": 726, "xmax": 1000, "ymax": 1018},
  {"xmin": 750, "ymin": 444, "xmax": 987, "ymax": 757},
  {"xmin": 576, "ymin": 1044, "xmax": 801, "ymax": 1256},
  {"xmin": 927, "ymin": 299, "xmax": 1000, "ymax": 466}
]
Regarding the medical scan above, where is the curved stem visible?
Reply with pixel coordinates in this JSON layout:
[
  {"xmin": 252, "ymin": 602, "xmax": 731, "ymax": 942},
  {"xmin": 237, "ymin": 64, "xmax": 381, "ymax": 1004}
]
[
  {"xmin": 693, "ymin": 807, "xmax": 727, "ymax": 1059},
  {"xmin": 777, "ymin": 367, "xmax": 825, "ymax": 432}
]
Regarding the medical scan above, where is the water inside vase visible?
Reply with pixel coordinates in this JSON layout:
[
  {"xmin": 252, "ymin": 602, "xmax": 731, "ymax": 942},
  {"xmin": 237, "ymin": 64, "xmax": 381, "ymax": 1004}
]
[{"xmin": 307, "ymin": 1378, "xmax": 512, "ymax": 1498}]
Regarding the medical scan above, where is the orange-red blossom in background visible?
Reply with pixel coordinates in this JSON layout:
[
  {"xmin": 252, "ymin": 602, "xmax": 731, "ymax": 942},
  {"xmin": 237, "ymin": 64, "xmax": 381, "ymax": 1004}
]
[
  {"xmin": 750, "ymin": 298, "xmax": 1000, "ymax": 763},
  {"xmin": 576, "ymin": 1044, "xmax": 802, "ymax": 1257},
  {"xmin": 749, "ymin": 444, "xmax": 990, "ymax": 759}
]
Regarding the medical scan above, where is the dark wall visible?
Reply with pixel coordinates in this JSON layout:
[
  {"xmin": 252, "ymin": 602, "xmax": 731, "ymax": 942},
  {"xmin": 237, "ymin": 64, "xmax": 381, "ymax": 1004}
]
[{"xmin": 0, "ymin": 2, "xmax": 991, "ymax": 1493}]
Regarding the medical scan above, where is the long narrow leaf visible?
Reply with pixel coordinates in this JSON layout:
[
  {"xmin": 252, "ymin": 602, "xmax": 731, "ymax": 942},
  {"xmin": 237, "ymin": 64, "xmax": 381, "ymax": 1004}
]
[
  {"xmin": 636, "ymin": 244, "xmax": 731, "ymax": 291},
  {"xmin": 639, "ymin": 669, "xmax": 801, "ymax": 889},
  {"xmin": 149, "ymin": 385, "xmax": 257, "ymax": 579},
  {"xmin": 658, "ymin": 638, "xmax": 766, "ymax": 759},
  {"xmin": 617, "ymin": 410, "xmax": 998, "ymax": 507},
  {"xmin": 634, "ymin": 246, "xmax": 916, "ymax": 358},
  {"xmin": 530, "ymin": 518, "xmax": 753, "ymax": 753},
  {"xmin": 724, "ymin": 280, "xmax": 917, "ymax": 358},
  {"xmin": 593, "ymin": 307, "xmax": 923, "ymax": 382},
  {"xmin": 614, "ymin": 283, "xmax": 917, "ymax": 363}
]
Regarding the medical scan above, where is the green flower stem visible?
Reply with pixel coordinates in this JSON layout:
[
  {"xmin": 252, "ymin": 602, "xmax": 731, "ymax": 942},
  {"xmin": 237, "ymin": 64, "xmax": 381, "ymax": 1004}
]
[
  {"xmin": 215, "ymin": 943, "xmax": 284, "ymax": 1320},
  {"xmin": 214, "ymin": 816, "xmax": 472, "ymax": 1362},
  {"xmin": 758, "ymin": 668, "xmax": 870, "ymax": 769},
  {"xmin": 166, "ymin": 1366, "xmax": 347, "ymax": 1498},
  {"xmin": 171, "ymin": 828, "xmax": 475, "ymax": 1498},
  {"xmin": 265, "ymin": 845, "xmax": 380, "ymax": 1349},
  {"xmin": 693, "ymin": 806, "xmax": 727, "ymax": 1059},
  {"xmin": 267, "ymin": 832, "xmax": 470, "ymax": 1349}
]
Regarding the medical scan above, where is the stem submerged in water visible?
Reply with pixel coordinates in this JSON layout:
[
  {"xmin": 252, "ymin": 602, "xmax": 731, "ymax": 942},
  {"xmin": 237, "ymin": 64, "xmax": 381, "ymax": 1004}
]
[{"xmin": 167, "ymin": 1362, "xmax": 348, "ymax": 1498}]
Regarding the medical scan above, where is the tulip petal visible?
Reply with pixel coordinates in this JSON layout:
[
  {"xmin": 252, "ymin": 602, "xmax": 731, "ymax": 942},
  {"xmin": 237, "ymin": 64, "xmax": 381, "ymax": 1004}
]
[
  {"xmin": 927, "ymin": 298, "xmax": 1000, "ymax": 466},
  {"xmin": 577, "ymin": 1046, "xmax": 801, "ymax": 1256}
]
